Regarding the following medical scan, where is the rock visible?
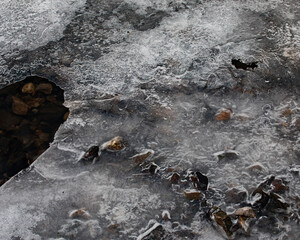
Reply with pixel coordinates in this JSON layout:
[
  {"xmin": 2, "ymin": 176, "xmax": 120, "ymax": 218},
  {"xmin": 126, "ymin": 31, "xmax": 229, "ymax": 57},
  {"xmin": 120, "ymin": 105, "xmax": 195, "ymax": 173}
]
[
  {"xmin": 69, "ymin": 208, "xmax": 90, "ymax": 219},
  {"xmin": 252, "ymin": 188, "xmax": 270, "ymax": 211},
  {"xmin": 234, "ymin": 207, "xmax": 256, "ymax": 218},
  {"xmin": 247, "ymin": 163, "xmax": 265, "ymax": 173},
  {"xmin": 210, "ymin": 207, "xmax": 233, "ymax": 237},
  {"xmin": 36, "ymin": 83, "xmax": 53, "ymax": 94},
  {"xmin": 268, "ymin": 192, "xmax": 289, "ymax": 211},
  {"xmin": 237, "ymin": 216, "xmax": 251, "ymax": 234},
  {"xmin": 130, "ymin": 150, "xmax": 153, "ymax": 164},
  {"xmin": 107, "ymin": 223, "xmax": 120, "ymax": 233},
  {"xmin": 142, "ymin": 163, "xmax": 159, "ymax": 174},
  {"xmin": 184, "ymin": 189, "xmax": 202, "ymax": 200},
  {"xmin": 162, "ymin": 210, "xmax": 171, "ymax": 220},
  {"xmin": 23, "ymin": 96, "xmax": 44, "ymax": 108},
  {"xmin": 80, "ymin": 146, "xmax": 99, "ymax": 162},
  {"xmin": 12, "ymin": 96, "xmax": 29, "ymax": 116},
  {"xmin": 225, "ymin": 187, "xmax": 247, "ymax": 204},
  {"xmin": 215, "ymin": 108, "xmax": 232, "ymax": 121},
  {"xmin": 168, "ymin": 172, "xmax": 180, "ymax": 183},
  {"xmin": 214, "ymin": 150, "xmax": 239, "ymax": 161},
  {"xmin": 21, "ymin": 83, "xmax": 35, "ymax": 95},
  {"xmin": 101, "ymin": 136, "xmax": 125, "ymax": 152},
  {"xmin": 188, "ymin": 171, "xmax": 208, "ymax": 191},
  {"xmin": 271, "ymin": 179, "xmax": 289, "ymax": 193}
]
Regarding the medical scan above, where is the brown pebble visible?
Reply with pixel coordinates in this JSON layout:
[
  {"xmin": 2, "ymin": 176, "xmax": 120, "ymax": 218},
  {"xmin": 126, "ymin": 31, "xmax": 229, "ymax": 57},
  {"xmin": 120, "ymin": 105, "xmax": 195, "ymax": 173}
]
[
  {"xmin": 12, "ymin": 96, "xmax": 29, "ymax": 116},
  {"xmin": 184, "ymin": 189, "xmax": 202, "ymax": 200},
  {"xmin": 36, "ymin": 83, "xmax": 53, "ymax": 95},
  {"xmin": 21, "ymin": 83, "xmax": 35, "ymax": 95},
  {"xmin": 215, "ymin": 108, "xmax": 232, "ymax": 121},
  {"xmin": 234, "ymin": 207, "xmax": 256, "ymax": 218}
]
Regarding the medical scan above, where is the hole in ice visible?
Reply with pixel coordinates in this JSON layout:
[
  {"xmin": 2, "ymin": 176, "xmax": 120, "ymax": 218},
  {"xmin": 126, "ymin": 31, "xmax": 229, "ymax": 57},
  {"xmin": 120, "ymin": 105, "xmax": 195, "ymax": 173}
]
[
  {"xmin": 0, "ymin": 76, "xmax": 69, "ymax": 186},
  {"xmin": 231, "ymin": 59, "xmax": 258, "ymax": 70}
]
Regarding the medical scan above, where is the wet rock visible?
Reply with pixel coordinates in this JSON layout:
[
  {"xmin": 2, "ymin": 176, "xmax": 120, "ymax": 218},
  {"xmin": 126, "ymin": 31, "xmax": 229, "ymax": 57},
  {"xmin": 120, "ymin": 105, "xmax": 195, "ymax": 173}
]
[
  {"xmin": 252, "ymin": 188, "xmax": 270, "ymax": 212},
  {"xmin": 21, "ymin": 83, "xmax": 35, "ymax": 95},
  {"xmin": 247, "ymin": 163, "xmax": 265, "ymax": 173},
  {"xmin": 142, "ymin": 163, "xmax": 160, "ymax": 174},
  {"xmin": 80, "ymin": 146, "xmax": 99, "ymax": 162},
  {"xmin": 214, "ymin": 150, "xmax": 239, "ymax": 161},
  {"xmin": 237, "ymin": 216, "xmax": 251, "ymax": 234},
  {"xmin": 267, "ymin": 192, "xmax": 289, "ymax": 212},
  {"xmin": 210, "ymin": 207, "xmax": 233, "ymax": 238},
  {"xmin": 271, "ymin": 179, "xmax": 289, "ymax": 193},
  {"xmin": 188, "ymin": 170, "xmax": 208, "ymax": 191},
  {"xmin": 23, "ymin": 96, "xmax": 44, "ymax": 108},
  {"xmin": 69, "ymin": 209, "xmax": 90, "ymax": 219},
  {"xmin": 234, "ymin": 207, "xmax": 256, "ymax": 218},
  {"xmin": 225, "ymin": 187, "xmax": 248, "ymax": 204},
  {"xmin": 215, "ymin": 108, "xmax": 232, "ymax": 121},
  {"xmin": 130, "ymin": 150, "xmax": 153, "ymax": 164},
  {"xmin": 168, "ymin": 172, "xmax": 180, "ymax": 183},
  {"xmin": 101, "ymin": 136, "xmax": 125, "ymax": 152},
  {"xmin": 12, "ymin": 96, "xmax": 29, "ymax": 116},
  {"xmin": 184, "ymin": 189, "xmax": 202, "ymax": 200},
  {"xmin": 36, "ymin": 83, "xmax": 53, "ymax": 94},
  {"xmin": 162, "ymin": 210, "xmax": 171, "ymax": 220},
  {"xmin": 107, "ymin": 223, "xmax": 120, "ymax": 233}
]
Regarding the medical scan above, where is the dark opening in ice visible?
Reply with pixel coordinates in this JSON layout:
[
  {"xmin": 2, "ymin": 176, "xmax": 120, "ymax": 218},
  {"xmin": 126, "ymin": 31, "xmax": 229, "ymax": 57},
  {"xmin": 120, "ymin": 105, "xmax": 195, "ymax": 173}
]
[{"xmin": 0, "ymin": 76, "xmax": 69, "ymax": 186}]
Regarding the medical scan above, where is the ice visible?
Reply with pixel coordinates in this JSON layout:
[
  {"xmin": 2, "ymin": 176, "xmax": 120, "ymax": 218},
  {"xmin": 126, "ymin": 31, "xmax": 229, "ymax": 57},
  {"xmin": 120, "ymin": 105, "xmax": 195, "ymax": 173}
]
[{"xmin": 0, "ymin": 0, "xmax": 300, "ymax": 239}]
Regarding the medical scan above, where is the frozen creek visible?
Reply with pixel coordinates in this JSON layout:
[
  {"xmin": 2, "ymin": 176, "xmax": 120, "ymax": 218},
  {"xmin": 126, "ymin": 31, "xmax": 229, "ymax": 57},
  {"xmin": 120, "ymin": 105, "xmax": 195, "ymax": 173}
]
[{"xmin": 0, "ymin": 0, "xmax": 300, "ymax": 239}]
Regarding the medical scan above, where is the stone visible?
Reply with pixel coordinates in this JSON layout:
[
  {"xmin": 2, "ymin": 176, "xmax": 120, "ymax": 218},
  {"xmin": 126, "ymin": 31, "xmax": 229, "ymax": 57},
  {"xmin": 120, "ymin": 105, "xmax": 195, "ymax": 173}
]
[
  {"xmin": 80, "ymin": 146, "xmax": 99, "ymax": 162},
  {"xmin": 225, "ymin": 187, "xmax": 247, "ymax": 204},
  {"xmin": 215, "ymin": 108, "xmax": 232, "ymax": 121},
  {"xmin": 168, "ymin": 172, "xmax": 180, "ymax": 183},
  {"xmin": 130, "ymin": 150, "xmax": 153, "ymax": 164},
  {"xmin": 36, "ymin": 83, "xmax": 53, "ymax": 94},
  {"xmin": 12, "ymin": 96, "xmax": 29, "ymax": 116},
  {"xmin": 234, "ymin": 207, "xmax": 256, "ymax": 218},
  {"xmin": 69, "ymin": 208, "xmax": 90, "ymax": 219},
  {"xmin": 210, "ymin": 207, "xmax": 233, "ymax": 237},
  {"xmin": 101, "ymin": 136, "xmax": 125, "ymax": 152},
  {"xmin": 184, "ymin": 189, "xmax": 202, "ymax": 200},
  {"xmin": 214, "ymin": 150, "xmax": 239, "ymax": 161},
  {"xmin": 21, "ymin": 83, "xmax": 35, "ymax": 95},
  {"xmin": 271, "ymin": 179, "xmax": 289, "ymax": 193}
]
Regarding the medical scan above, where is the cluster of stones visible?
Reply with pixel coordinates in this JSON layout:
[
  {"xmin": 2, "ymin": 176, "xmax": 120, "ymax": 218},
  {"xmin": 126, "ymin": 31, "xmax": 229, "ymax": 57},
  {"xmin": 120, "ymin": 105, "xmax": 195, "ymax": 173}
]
[{"xmin": 0, "ymin": 76, "xmax": 69, "ymax": 186}]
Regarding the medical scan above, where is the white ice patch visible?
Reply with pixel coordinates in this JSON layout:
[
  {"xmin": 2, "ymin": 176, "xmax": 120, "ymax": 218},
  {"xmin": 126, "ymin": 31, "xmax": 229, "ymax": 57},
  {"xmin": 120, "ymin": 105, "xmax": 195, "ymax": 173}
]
[{"xmin": 0, "ymin": 0, "xmax": 86, "ymax": 53}]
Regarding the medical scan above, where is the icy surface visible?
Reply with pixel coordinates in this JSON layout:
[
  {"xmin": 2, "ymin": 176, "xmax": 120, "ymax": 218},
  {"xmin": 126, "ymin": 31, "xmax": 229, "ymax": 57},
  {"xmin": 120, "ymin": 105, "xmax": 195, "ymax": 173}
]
[{"xmin": 0, "ymin": 0, "xmax": 300, "ymax": 239}]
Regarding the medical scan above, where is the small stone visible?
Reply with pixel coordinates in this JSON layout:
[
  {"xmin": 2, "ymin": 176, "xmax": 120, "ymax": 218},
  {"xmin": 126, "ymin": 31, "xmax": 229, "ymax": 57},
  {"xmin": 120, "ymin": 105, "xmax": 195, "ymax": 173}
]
[
  {"xmin": 268, "ymin": 192, "xmax": 289, "ymax": 211},
  {"xmin": 214, "ymin": 150, "xmax": 239, "ymax": 161},
  {"xmin": 36, "ymin": 83, "xmax": 53, "ymax": 94},
  {"xmin": 210, "ymin": 207, "xmax": 233, "ymax": 237},
  {"xmin": 21, "ymin": 83, "xmax": 35, "ymax": 95},
  {"xmin": 215, "ymin": 108, "xmax": 232, "ymax": 121},
  {"xmin": 237, "ymin": 216, "xmax": 250, "ymax": 234},
  {"xmin": 80, "ymin": 146, "xmax": 99, "ymax": 162},
  {"xmin": 168, "ymin": 172, "xmax": 180, "ymax": 183},
  {"xmin": 130, "ymin": 150, "xmax": 153, "ymax": 164},
  {"xmin": 142, "ymin": 163, "xmax": 159, "ymax": 174},
  {"xmin": 69, "ymin": 208, "xmax": 90, "ymax": 219},
  {"xmin": 225, "ymin": 187, "xmax": 247, "ymax": 204},
  {"xmin": 247, "ymin": 163, "xmax": 265, "ymax": 172},
  {"xmin": 12, "ymin": 96, "xmax": 29, "ymax": 116},
  {"xmin": 281, "ymin": 109, "xmax": 292, "ymax": 117},
  {"xmin": 271, "ymin": 179, "xmax": 289, "ymax": 193},
  {"xmin": 162, "ymin": 210, "xmax": 171, "ymax": 220},
  {"xmin": 234, "ymin": 207, "xmax": 256, "ymax": 218},
  {"xmin": 101, "ymin": 136, "xmax": 125, "ymax": 152},
  {"xmin": 184, "ymin": 189, "xmax": 202, "ymax": 200},
  {"xmin": 107, "ymin": 223, "xmax": 120, "ymax": 233}
]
